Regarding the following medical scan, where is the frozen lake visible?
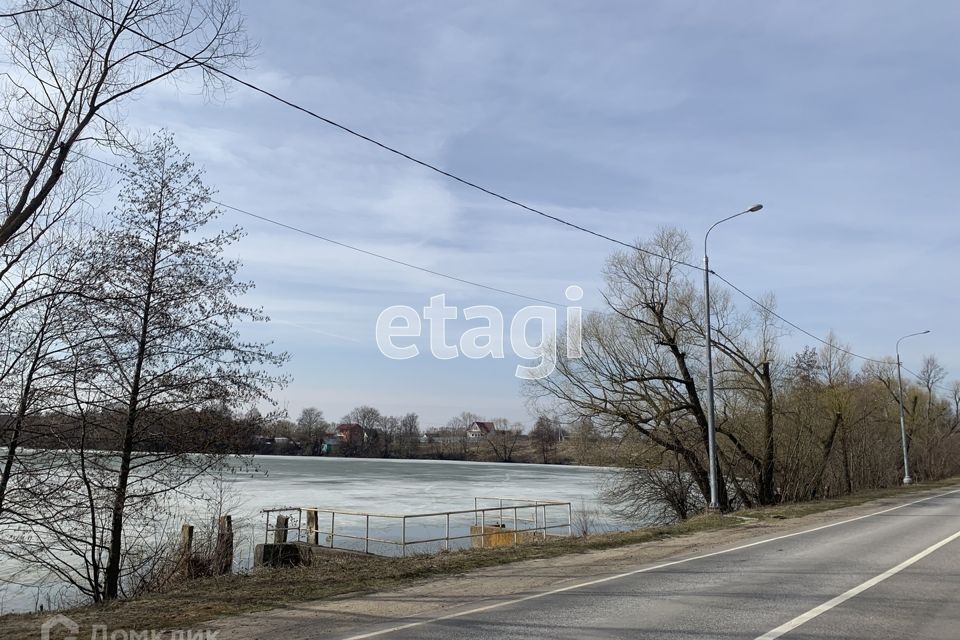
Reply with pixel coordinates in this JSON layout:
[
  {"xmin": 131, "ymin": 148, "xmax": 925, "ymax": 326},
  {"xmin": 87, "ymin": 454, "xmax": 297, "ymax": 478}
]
[
  {"xmin": 231, "ymin": 456, "xmax": 627, "ymax": 558},
  {"xmin": 1, "ymin": 456, "xmax": 628, "ymax": 615},
  {"xmin": 234, "ymin": 455, "xmax": 617, "ymax": 513}
]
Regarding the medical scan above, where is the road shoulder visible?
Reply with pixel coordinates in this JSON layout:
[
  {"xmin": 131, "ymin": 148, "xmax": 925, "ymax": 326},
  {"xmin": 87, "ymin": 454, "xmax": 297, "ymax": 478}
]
[{"xmin": 206, "ymin": 484, "xmax": 960, "ymax": 640}]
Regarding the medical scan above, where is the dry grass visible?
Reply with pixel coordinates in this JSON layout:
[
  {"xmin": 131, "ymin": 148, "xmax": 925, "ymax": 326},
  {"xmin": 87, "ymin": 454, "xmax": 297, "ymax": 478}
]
[{"xmin": 2, "ymin": 478, "xmax": 957, "ymax": 639}]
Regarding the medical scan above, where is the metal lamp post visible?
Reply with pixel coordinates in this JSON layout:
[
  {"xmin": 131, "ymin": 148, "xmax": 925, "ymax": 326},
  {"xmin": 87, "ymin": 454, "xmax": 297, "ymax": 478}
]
[
  {"xmin": 703, "ymin": 204, "xmax": 764, "ymax": 509},
  {"xmin": 895, "ymin": 330, "xmax": 930, "ymax": 485}
]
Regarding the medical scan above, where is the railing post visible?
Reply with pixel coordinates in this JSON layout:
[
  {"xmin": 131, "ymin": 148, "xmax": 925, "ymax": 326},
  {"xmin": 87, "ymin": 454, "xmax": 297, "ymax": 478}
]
[
  {"xmin": 534, "ymin": 504, "xmax": 539, "ymax": 535},
  {"xmin": 330, "ymin": 512, "xmax": 336, "ymax": 548},
  {"xmin": 401, "ymin": 516, "xmax": 407, "ymax": 557},
  {"xmin": 306, "ymin": 509, "xmax": 319, "ymax": 545},
  {"xmin": 513, "ymin": 507, "xmax": 518, "ymax": 544},
  {"xmin": 274, "ymin": 515, "xmax": 289, "ymax": 543},
  {"xmin": 499, "ymin": 498, "xmax": 503, "ymax": 525},
  {"xmin": 474, "ymin": 497, "xmax": 478, "ymax": 525},
  {"xmin": 365, "ymin": 514, "xmax": 370, "ymax": 554},
  {"xmin": 480, "ymin": 510, "xmax": 485, "ymax": 548},
  {"xmin": 445, "ymin": 512, "xmax": 450, "ymax": 552},
  {"xmin": 567, "ymin": 502, "xmax": 573, "ymax": 537}
]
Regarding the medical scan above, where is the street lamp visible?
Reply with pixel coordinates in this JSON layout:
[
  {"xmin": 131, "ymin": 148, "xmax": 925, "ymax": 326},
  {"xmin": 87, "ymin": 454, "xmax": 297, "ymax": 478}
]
[
  {"xmin": 703, "ymin": 203, "xmax": 764, "ymax": 509},
  {"xmin": 895, "ymin": 329, "xmax": 930, "ymax": 485}
]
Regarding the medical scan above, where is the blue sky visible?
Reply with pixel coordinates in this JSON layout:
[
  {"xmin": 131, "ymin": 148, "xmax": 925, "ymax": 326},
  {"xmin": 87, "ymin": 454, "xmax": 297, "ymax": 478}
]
[{"xmin": 119, "ymin": 0, "xmax": 959, "ymax": 426}]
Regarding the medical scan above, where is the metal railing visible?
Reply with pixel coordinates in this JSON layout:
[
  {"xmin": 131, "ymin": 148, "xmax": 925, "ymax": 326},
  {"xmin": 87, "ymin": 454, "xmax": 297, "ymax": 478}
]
[{"xmin": 261, "ymin": 497, "xmax": 573, "ymax": 557}]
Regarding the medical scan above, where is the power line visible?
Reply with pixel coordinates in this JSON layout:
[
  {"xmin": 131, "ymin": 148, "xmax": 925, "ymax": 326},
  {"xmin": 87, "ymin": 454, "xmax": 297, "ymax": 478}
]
[
  {"xmin": 715, "ymin": 272, "xmax": 955, "ymax": 392},
  {"xmin": 21, "ymin": 138, "xmax": 960, "ymax": 391},
  {"xmin": 62, "ymin": 0, "xmax": 703, "ymax": 272},
  {"xmin": 67, "ymin": 148, "xmax": 568, "ymax": 308},
  {"xmin": 31, "ymin": 2, "xmax": 955, "ymax": 382},
  {"xmin": 901, "ymin": 365, "xmax": 955, "ymax": 395},
  {"xmin": 717, "ymin": 267, "xmax": 952, "ymax": 391},
  {"xmin": 219, "ymin": 202, "xmax": 566, "ymax": 307},
  {"xmin": 710, "ymin": 272, "xmax": 889, "ymax": 365},
  {"xmin": 63, "ymin": 1, "xmax": 896, "ymax": 355}
]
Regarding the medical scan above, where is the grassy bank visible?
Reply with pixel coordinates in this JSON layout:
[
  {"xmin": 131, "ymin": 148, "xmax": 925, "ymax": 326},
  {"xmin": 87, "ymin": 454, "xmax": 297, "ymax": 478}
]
[{"xmin": 3, "ymin": 478, "xmax": 957, "ymax": 638}]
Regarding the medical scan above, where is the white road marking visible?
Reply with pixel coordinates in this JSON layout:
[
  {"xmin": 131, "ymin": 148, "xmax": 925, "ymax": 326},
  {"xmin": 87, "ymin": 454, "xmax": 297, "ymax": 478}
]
[
  {"xmin": 754, "ymin": 527, "xmax": 960, "ymax": 639},
  {"xmin": 339, "ymin": 487, "xmax": 960, "ymax": 639}
]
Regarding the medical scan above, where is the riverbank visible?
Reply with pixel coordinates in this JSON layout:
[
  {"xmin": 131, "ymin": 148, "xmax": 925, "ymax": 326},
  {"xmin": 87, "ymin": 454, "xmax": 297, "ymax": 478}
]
[
  {"xmin": 0, "ymin": 456, "xmax": 620, "ymax": 615},
  {"xmin": 3, "ymin": 478, "xmax": 958, "ymax": 639}
]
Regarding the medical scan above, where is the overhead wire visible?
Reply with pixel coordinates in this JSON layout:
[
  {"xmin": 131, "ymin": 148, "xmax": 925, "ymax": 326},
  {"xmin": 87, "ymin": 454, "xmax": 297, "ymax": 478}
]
[
  {"xmin": 88, "ymin": 146, "xmax": 950, "ymax": 387},
  {"xmin": 64, "ymin": 146, "xmax": 570, "ymax": 308},
  {"xmin": 11, "ymin": 134, "xmax": 952, "ymax": 390},
  {"xmin": 61, "ymin": 0, "xmax": 702, "ymax": 269},
  {"xmin": 23, "ymin": 2, "xmax": 953, "ymax": 385},
  {"xmin": 710, "ymin": 272, "xmax": 888, "ymax": 365}
]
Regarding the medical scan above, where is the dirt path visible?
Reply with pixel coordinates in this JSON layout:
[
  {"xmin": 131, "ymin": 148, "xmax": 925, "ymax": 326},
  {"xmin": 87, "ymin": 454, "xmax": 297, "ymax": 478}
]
[{"xmin": 205, "ymin": 489, "xmax": 951, "ymax": 640}]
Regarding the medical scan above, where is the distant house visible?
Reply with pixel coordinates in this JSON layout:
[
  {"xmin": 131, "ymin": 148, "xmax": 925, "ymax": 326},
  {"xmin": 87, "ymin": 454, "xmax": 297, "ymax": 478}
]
[
  {"xmin": 336, "ymin": 423, "xmax": 364, "ymax": 446},
  {"xmin": 466, "ymin": 421, "xmax": 496, "ymax": 440},
  {"xmin": 251, "ymin": 434, "xmax": 301, "ymax": 455},
  {"xmin": 423, "ymin": 427, "xmax": 465, "ymax": 444},
  {"xmin": 321, "ymin": 433, "xmax": 341, "ymax": 454}
]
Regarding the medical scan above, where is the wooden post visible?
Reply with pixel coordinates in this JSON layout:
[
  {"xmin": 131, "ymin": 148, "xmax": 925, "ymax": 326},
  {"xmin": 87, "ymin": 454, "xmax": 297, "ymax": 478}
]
[
  {"xmin": 274, "ymin": 514, "xmax": 289, "ymax": 543},
  {"xmin": 215, "ymin": 515, "xmax": 234, "ymax": 575},
  {"xmin": 180, "ymin": 524, "xmax": 194, "ymax": 577},
  {"xmin": 306, "ymin": 509, "xmax": 319, "ymax": 545}
]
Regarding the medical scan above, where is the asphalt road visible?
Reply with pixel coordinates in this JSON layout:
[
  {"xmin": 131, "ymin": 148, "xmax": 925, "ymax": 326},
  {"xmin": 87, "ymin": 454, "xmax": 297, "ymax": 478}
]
[{"xmin": 337, "ymin": 488, "xmax": 960, "ymax": 640}]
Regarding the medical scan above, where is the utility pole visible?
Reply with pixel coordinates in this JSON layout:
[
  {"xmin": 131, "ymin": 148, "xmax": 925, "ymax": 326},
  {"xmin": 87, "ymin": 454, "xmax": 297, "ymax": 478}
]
[
  {"xmin": 896, "ymin": 330, "xmax": 930, "ymax": 485},
  {"xmin": 703, "ymin": 204, "xmax": 764, "ymax": 509}
]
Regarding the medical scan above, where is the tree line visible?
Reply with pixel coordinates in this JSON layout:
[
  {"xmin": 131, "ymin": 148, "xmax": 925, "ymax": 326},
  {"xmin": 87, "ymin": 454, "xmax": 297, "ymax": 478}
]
[
  {"xmin": 0, "ymin": 133, "xmax": 284, "ymax": 605},
  {"xmin": 254, "ymin": 406, "xmax": 612, "ymax": 465},
  {"xmin": 0, "ymin": 0, "xmax": 281, "ymax": 605},
  {"xmin": 526, "ymin": 228, "xmax": 960, "ymax": 522}
]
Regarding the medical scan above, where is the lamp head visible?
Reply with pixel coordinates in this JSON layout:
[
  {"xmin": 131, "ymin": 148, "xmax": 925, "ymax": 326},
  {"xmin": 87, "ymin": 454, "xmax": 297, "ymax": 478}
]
[{"xmin": 747, "ymin": 204, "xmax": 764, "ymax": 213}]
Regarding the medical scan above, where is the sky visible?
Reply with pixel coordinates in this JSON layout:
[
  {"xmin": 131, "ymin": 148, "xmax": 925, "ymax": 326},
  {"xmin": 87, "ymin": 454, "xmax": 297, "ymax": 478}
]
[{"xmin": 116, "ymin": 0, "xmax": 959, "ymax": 427}]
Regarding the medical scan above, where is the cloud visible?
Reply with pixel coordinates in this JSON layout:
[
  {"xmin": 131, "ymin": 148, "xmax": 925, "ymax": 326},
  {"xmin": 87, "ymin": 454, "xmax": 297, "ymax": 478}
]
[{"xmin": 106, "ymin": 0, "xmax": 960, "ymax": 424}]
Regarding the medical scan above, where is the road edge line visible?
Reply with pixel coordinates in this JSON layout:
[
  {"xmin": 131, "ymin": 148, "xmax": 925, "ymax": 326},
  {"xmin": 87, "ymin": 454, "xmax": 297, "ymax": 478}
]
[
  {"xmin": 340, "ymin": 487, "xmax": 960, "ymax": 640},
  {"xmin": 754, "ymin": 527, "xmax": 960, "ymax": 639}
]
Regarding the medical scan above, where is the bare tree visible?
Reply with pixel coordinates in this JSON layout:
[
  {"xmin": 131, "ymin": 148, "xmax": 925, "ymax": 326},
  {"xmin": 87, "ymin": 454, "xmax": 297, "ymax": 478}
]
[
  {"xmin": 341, "ymin": 405, "xmax": 382, "ymax": 432},
  {"xmin": 396, "ymin": 412, "xmax": 420, "ymax": 458},
  {"xmin": 527, "ymin": 228, "xmax": 734, "ymax": 508},
  {"xmin": 918, "ymin": 355, "xmax": 947, "ymax": 420},
  {"xmin": 14, "ymin": 133, "xmax": 286, "ymax": 602},
  {"xmin": 530, "ymin": 415, "xmax": 559, "ymax": 464},
  {"xmin": 567, "ymin": 417, "xmax": 600, "ymax": 466},
  {"xmin": 446, "ymin": 411, "xmax": 481, "ymax": 432},
  {"xmin": 0, "ymin": 0, "xmax": 251, "ymax": 247},
  {"xmin": 601, "ymin": 451, "xmax": 703, "ymax": 524},
  {"xmin": 485, "ymin": 423, "xmax": 521, "ymax": 463},
  {"xmin": 295, "ymin": 407, "xmax": 328, "ymax": 455},
  {"xmin": 710, "ymin": 291, "xmax": 783, "ymax": 506},
  {"xmin": 0, "ymin": 189, "xmax": 95, "ymax": 517}
]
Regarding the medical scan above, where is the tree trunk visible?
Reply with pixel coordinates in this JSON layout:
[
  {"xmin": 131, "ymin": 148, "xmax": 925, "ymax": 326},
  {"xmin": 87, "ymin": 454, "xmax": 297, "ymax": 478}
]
[
  {"xmin": 0, "ymin": 316, "xmax": 49, "ymax": 515},
  {"xmin": 104, "ymin": 176, "xmax": 164, "ymax": 600},
  {"xmin": 810, "ymin": 412, "xmax": 843, "ymax": 499},
  {"xmin": 758, "ymin": 362, "xmax": 777, "ymax": 505}
]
